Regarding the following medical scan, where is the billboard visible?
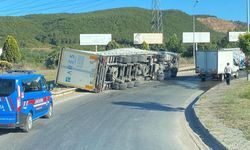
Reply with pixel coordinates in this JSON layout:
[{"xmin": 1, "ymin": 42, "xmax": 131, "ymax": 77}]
[
  {"xmin": 182, "ymin": 32, "xmax": 210, "ymax": 43},
  {"xmin": 134, "ymin": 33, "xmax": 163, "ymax": 44},
  {"xmin": 80, "ymin": 34, "xmax": 112, "ymax": 45},
  {"xmin": 229, "ymin": 32, "xmax": 246, "ymax": 42}
]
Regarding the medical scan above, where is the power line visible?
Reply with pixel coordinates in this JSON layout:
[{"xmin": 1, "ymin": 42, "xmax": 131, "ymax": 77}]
[
  {"xmin": 1, "ymin": 0, "xmax": 79, "ymax": 15},
  {"xmin": 3, "ymin": 0, "xmax": 106, "ymax": 16},
  {"xmin": 0, "ymin": 0, "xmax": 53, "ymax": 13},
  {"xmin": 61, "ymin": 0, "xmax": 116, "ymax": 13}
]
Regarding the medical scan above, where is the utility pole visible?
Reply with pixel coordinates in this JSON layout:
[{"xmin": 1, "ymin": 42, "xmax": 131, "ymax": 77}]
[
  {"xmin": 193, "ymin": 0, "xmax": 199, "ymax": 67},
  {"xmin": 247, "ymin": 0, "xmax": 249, "ymax": 32},
  {"xmin": 152, "ymin": 0, "xmax": 163, "ymax": 33}
]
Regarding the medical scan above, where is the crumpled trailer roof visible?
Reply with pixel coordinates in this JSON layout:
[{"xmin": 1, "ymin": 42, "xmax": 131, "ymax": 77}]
[{"xmin": 67, "ymin": 47, "xmax": 179, "ymax": 57}]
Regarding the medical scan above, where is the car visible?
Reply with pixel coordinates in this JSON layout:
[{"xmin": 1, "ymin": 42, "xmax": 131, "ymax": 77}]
[{"xmin": 0, "ymin": 70, "xmax": 53, "ymax": 132}]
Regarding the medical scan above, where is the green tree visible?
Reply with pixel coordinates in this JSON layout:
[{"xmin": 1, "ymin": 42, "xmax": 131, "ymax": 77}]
[
  {"xmin": 1, "ymin": 35, "xmax": 21, "ymax": 63},
  {"xmin": 239, "ymin": 33, "xmax": 250, "ymax": 80},
  {"xmin": 140, "ymin": 41, "xmax": 149, "ymax": 50},
  {"xmin": 45, "ymin": 49, "xmax": 60, "ymax": 69},
  {"xmin": 217, "ymin": 36, "xmax": 229, "ymax": 48},
  {"xmin": 239, "ymin": 33, "xmax": 250, "ymax": 55},
  {"xmin": 0, "ymin": 61, "xmax": 13, "ymax": 73},
  {"xmin": 166, "ymin": 34, "xmax": 184, "ymax": 53},
  {"xmin": 106, "ymin": 40, "xmax": 120, "ymax": 50}
]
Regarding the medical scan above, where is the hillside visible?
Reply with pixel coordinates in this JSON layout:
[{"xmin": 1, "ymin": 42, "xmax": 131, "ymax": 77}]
[
  {"xmin": 197, "ymin": 16, "xmax": 246, "ymax": 33},
  {"xmin": 0, "ymin": 8, "xmax": 225, "ymax": 49}
]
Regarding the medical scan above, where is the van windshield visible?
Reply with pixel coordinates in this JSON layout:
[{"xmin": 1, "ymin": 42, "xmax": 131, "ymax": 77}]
[{"xmin": 0, "ymin": 79, "xmax": 15, "ymax": 96}]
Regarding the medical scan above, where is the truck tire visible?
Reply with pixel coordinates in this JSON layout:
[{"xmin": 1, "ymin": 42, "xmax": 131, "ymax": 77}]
[
  {"xmin": 157, "ymin": 74, "xmax": 164, "ymax": 81},
  {"xmin": 134, "ymin": 81, "xmax": 140, "ymax": 87},
  {"xmin": 119, "ymin": 83, "xmax": 127, "ymax": 90},
  {"xmin": 145, "ymin": 76, "xmax": 151, "ymax": 81},
  {"xmin": 44, "ymin": 105, "xmax": 53, "ymax": 119},
  {"xmin": 127, "ymin": 82, "xmax": 135, "ymax": 88},
  {"xmin": 234, "ymin": 72, "xmax": 239, "ymax": 78},
  {"xmin": 112, "ymin": 82, "xmax": 120, "ymax": 90},
  {"xmin": 22, "ymin": 113, "xmax": 33, "ymax": 132},
  {"xmin": 200, "ymin": 75, "xmax": 206, "ymax": 82},
  {"xmin": 171, "ymin": 68, "xmax": 178, "ymax": 78}
]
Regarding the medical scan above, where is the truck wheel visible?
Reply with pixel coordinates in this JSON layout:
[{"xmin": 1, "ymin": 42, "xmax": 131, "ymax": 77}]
[
  {"xmin": 234, "ymin": 72, "xmax": 239, "ymax": 78},
  {"xmin": 201, "ymin": 75, "xmax": 206, "ymax": 82},
  {"xmin": 157, "ymin": 74, "xmax": 164, "ymax": 81},
  {"xmin": 145, "ymin": 76, "xmax": 151, "ymax": 81},
  {"xmin": 22, "ymin": 113, "xmax": 33, "ymax": 132},
  {"xmin": 44, "ymin": 105, "xmax": 53, "ymax": 119},
  {"xmin": 134, "ymin": 81, "xmax": 140, "ymax": 87},
  {"xmin": 127, "ymin": 82, "xmax": 135, "ymax": 88},
  {"xmin": 171, "ymin": 68, "xmax": 178, "ymax": 78},
  {"xmin": 112, "ymin": 82, "xmax": 119, "ymax": 90},
  {"xmin": 119, "ymin": 83, "xmax": 127, "ymax": 90}
]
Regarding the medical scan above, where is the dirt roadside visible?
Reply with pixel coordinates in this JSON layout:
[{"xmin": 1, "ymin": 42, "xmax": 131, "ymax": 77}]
[{"xmin": 195, "ymin": 78, "xmax": 250, "ymax": 150}]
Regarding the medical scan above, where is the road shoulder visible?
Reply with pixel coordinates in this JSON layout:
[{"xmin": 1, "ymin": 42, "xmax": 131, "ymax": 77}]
[{"xmin": 195, "ymin": 78, "xmax": 250, "ymax": 149}]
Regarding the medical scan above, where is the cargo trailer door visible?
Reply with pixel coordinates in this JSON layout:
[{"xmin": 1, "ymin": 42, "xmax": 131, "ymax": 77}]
[
  {"xmin": 56, "ymin": 48, "xmax": 99, "ymax": 92},
  {"xmin": 206, "ymin": 52, "xmax": 217, "ymax": 74},
  {"xmin": 196, "ymin": 51, "xmax": 206, "ymax": 74}
]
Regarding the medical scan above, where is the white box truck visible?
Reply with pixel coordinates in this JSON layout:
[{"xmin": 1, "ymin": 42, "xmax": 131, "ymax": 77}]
[
  {"xmin": 56, "ymin": 48, "xmax": 179, "ymax": 92},
  {"xmin": 196, "ymin": 50, "xmax": 239, "ymax": 81}
]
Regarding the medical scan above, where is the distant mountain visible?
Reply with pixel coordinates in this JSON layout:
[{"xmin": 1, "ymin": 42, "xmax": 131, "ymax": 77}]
[
  {"xmin": 0, "ymin": 8, "xmax": 226, "ymax": 49},
  {"xmin": 197, "ymin": 16, "xmax": 246, "ymax": 33}
]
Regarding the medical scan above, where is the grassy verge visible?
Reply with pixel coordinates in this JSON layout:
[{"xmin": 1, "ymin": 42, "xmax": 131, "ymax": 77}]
[
  {"xmin": 179, "ymin": 57, "xmax": 194, "ymax": 68},
  {"xmin": 215, "ymin": 80, "xmax": 250, "ymax": 140},
  {"xmin": 36, "ymin": 69, "xmax": 57, "ymax": 81}
]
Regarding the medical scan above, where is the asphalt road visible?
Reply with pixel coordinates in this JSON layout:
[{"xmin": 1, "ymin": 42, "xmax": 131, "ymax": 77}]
[{"xmin": 0, "ymin": 74, "xmax": 217, "ymax": 150}]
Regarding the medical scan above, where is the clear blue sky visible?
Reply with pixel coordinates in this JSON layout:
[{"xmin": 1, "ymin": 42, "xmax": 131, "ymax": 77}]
[{"xmin": 0, "ymin": 0, "xmax": 247, "ymax": 22}]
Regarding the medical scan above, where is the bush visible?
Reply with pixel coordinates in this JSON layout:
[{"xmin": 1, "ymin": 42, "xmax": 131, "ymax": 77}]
[
  {"xmin": 140, "ymin": 41, "xmax": 149, "ymax": 50},
  {"xmin": 0, "ymin": 61, "xmax": 13, "ymax": 72},
  {"xmin": 1, "ymin": 35, "xmax": 21, "ymax": 63},
  {"xmin": 106, "ymin": 40, "xmax": 120, "ymax": 50},
  {"xmin": 45, "ymin": 49, "xmax": 60, "ymax": 69}
]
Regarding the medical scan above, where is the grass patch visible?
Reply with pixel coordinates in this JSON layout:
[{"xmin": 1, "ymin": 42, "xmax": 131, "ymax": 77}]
[
  {"xmin": 215, "ymin": 80, "xmax": 250, "ymax": 140},
  {"xmin": 179, "ymin": 57, "xmax": 194, "ymax": 68},
  {"xmin": 36, "ymin": 70, "xmax": 57, "ymax": 81}
]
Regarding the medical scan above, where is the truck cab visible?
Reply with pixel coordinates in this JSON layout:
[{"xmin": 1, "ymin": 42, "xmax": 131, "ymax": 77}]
[{"xmin": 0, "ymin": 70, "xmax": 53, "ymax": 132}]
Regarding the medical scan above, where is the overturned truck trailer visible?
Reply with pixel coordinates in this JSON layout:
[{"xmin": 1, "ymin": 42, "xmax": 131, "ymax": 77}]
[{"xmin": 56, "ymin": 48, "xmax": 179, "ymax": 93}]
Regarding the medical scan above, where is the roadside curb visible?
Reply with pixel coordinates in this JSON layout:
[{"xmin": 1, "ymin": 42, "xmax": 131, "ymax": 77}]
[
  {"xmin": 188, "ymin": 92, "xmax": 227, "ymax": 150},
  {"xmin": 51, "ymin": 88, "xmax": 76, "ymax": 98}
]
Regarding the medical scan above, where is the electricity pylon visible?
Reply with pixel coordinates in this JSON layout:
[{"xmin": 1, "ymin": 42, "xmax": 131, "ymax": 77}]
[{"xmin": 151, "ymin": 0, "xmax": 163, "ymax": 33}]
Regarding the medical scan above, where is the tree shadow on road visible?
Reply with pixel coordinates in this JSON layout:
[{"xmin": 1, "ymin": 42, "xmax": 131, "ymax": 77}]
[{"xmin": 112, "ymin": 101, "xmax": 185, "ymax": 112}]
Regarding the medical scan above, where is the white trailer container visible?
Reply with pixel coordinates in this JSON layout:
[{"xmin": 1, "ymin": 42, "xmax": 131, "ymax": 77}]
[
  {"xmin": 196, "ymin": 50, "xmax": 239, "ymax": 81},
  {"xmin": 56, "ymin": 48, "xmax": 179, "ymax": 92}
]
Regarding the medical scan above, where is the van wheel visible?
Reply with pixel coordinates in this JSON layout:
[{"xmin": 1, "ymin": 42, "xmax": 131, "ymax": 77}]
[
  {"xmin": 45, "ymin": 105, "xmax": 53, "ymax": 119},
  {"xmin": 234, "ymin": 72, "xmax": 239, "ymax": 78},
  {"xmin": 22, "ymin": 113, "xmax": 32, "ymax": 132}
]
